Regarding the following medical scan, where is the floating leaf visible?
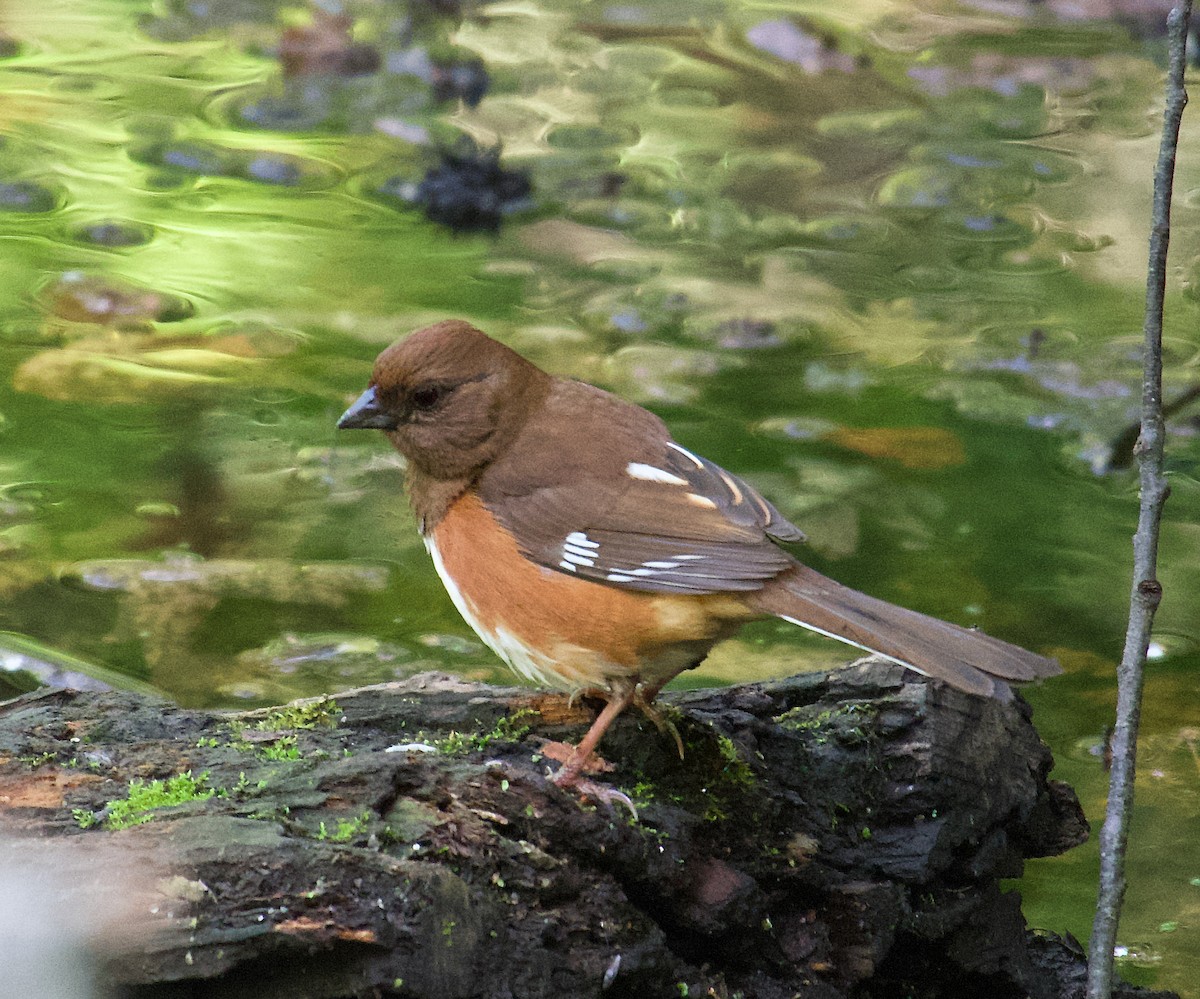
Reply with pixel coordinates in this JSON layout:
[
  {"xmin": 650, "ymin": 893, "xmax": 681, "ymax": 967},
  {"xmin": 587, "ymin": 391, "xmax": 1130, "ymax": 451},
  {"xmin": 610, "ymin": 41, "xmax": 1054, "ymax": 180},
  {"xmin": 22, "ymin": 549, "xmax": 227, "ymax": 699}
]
[
  {"xmin": 42, "ymin": 271, "xmax": 193, "ymax": 325},
  {"xmin": 824, "ymin": 425, "xmax": 966, "ymax": 469}
]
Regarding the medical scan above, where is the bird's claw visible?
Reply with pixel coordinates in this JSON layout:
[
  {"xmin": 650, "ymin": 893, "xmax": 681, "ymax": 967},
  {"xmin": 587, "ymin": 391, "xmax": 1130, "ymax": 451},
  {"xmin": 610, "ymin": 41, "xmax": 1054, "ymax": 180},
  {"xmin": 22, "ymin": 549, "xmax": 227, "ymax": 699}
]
[{"xmin": 551, "ymin": 769, "xmax": 639, "ymax": 821}]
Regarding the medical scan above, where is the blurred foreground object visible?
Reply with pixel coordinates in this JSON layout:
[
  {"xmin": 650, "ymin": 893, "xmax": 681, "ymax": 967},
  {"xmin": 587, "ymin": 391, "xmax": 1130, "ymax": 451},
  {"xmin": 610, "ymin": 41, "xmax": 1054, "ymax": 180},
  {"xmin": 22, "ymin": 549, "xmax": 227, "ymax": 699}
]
[{"xmin": 0, "ymin": 837, "xmax": 158, "ymax": 999}]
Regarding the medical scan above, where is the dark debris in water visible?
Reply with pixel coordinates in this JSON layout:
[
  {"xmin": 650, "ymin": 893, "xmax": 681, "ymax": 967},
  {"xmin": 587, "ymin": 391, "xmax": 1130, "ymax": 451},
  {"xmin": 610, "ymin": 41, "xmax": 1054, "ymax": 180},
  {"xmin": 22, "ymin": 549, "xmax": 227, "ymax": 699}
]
[
  {"xmin": 131, "ymin": 140, "xmax": 236, "ymax": 177},
  {"xmin": 714, "ymin": 318, "xmax": 782, "ymax": 350},
  {"xmin": 388, "ymin": 46, "xmax": 490, "ymax": 107},
  {"xmin": 236, "ymin": 92, "xmax": 331, "ymax": 132},
  {"xmin": 70, "ymin": 220, "xmax": 156, "ymax": 248},
  {"xmin": 0, "ymin": 181, "xmax": 60, "ymax": 214},
  {"xmin": 242, "ymin": 153, "xmax": 304, "ymax": 186},
  {"xmin": 379, "ymin": 142, "xmax": 532, "ymax": 233},
  {"xmin": 430, "ymin": 59, "xmax": 489, "ymax": 106},
  {"xmin": 129, "ymin": 138, "xmax": 327, "ymax": 188},
  {"xmin": 418, "ymin": 148, "xmax": 531, "ymax": 231}
]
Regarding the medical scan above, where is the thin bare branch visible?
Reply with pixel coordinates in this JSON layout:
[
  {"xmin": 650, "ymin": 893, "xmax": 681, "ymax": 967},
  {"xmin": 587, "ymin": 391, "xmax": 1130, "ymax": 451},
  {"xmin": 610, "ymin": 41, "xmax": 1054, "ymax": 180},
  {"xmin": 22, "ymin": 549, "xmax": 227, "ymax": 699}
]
[{"xmin": 1086, "ymin": 4, "xmax": 1190, "ymax": 997}]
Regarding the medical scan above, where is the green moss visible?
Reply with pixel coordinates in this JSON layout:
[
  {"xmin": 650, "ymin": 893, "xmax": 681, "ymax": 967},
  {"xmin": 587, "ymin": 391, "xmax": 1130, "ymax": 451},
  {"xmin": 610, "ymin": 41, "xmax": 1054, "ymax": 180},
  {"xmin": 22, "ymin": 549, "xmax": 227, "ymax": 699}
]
[
  {"xmin": 247, "ymin": 804, "xmax": 290, "ymax": 821},
  {"xmin": 221, "ymin": 726, "xmax": 310, "ymax": 761},
  {"xmin": 679, "ymin": 726, "xmax": 756, "ymax": 791},
  {"xmin": 620, "ymin": 783, "xmax": 670, "ymax": 840},
  {"xmin": 775, "ymin": 702, "xmax": 875, "ymax": 744},
  {"xmin": 206, "ymin": 701, "xmax": 339, "ymax": 760},
  {"xmin": 72, "ymin": 807, "xmax": 99, "ymax": 828},
  {"xmin": 713, "ymin": 733, "xmax": 755, "ymax": 788},
  {"xmin": 258, "ymin": 735, "xmax": 300, "ymax": 760},
  {"xmin": 225, "ymin": 733, "xmax": 254, "ymax": 753},
  {"xmin": 82, "ymin": 770, "xmax": 216, "ymax": 830},
  {"xmin": 83, "ymin": 719, "xmax": 116, "ymax": 743},
  {"xmin": 230, "ymin": 771, "xmax": 268, "ymax": 795},
  {"xmin": 626, "ymin": 779, "xmax": 658, "ymax": 810},
  {"xmin": 428, "ymin": 707, "xmax": 539, "ymax": 755},
  {"xmin": 629, "ymin": 724, "xmax": 761, "ymax": 826},
  {"xmin": 256, "ymin": 698, "xmax": 342, "ymax": 731},
  {"xmin": 316, "ymin": 809, "xmax": 372, "ymax": 842}
]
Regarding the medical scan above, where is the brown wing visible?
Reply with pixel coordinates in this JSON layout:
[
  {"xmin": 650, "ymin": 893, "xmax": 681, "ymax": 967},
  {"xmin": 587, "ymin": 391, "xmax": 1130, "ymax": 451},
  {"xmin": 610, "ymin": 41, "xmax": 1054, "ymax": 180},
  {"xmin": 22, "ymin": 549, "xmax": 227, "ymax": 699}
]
[{"xmin": 477, "ymin": 380, "xmax": 803, "ymax": 595}]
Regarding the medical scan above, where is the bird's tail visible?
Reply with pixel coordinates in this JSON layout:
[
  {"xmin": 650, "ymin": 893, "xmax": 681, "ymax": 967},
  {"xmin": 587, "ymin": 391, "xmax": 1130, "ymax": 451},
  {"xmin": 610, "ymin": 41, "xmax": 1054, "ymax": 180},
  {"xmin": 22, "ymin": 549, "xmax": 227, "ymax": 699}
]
[{"xmin": 749, "ymin": 565, "xmax": 1061, "ymax": 699}]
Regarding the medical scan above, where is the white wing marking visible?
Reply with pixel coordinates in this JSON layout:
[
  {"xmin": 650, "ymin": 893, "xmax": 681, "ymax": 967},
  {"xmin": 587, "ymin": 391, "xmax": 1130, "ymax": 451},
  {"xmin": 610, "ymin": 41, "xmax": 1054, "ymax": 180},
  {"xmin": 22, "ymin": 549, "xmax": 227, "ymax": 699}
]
[
  {"xmin": 665, "ymin": 441, "xmax": 705, "ymax": 469},
  {"xmin": 626, "ymin": 461, "xmax": 689, "ymax": 486}
]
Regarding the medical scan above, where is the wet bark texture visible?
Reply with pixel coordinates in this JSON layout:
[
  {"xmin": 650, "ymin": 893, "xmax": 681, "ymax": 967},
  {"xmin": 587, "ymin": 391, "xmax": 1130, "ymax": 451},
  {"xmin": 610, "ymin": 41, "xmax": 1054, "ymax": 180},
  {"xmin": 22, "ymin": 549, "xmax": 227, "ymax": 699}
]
[{"xmin": 0, "ymin": 663, "xmax": 1171, "ymax": 999}]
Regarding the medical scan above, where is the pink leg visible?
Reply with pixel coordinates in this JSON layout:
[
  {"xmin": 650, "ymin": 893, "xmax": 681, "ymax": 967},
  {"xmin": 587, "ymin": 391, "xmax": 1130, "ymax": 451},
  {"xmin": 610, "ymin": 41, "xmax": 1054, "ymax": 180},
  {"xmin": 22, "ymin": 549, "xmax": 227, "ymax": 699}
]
[{"xmin": 551, "ymin": 683, "xmax": 639, "ymax": 790}]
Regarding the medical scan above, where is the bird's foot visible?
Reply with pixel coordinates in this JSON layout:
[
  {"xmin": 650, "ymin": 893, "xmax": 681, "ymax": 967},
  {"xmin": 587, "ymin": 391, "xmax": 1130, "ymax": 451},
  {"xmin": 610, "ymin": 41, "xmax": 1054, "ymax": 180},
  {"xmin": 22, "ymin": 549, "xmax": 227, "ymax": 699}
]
[
  {"xmin": 551, "ymin": 765, "xmax": 638, "ymax": 821},
  {"xmin": 632, "ymin": 685, "xmax": 685, "ymax": 760},
  {"xmin": 545, "ymin": 682, "xmax": 641, "ymax": 818},
  {"xmin": 540, "ymin": 740, "xmax": 615, "ymax": 774}
]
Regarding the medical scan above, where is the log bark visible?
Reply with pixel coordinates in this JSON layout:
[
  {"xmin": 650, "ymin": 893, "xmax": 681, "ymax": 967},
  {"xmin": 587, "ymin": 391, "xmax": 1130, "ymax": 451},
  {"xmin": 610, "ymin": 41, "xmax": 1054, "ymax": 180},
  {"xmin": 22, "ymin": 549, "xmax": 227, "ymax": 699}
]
[{"xmin": 0, "ymin": 663, "xmax": 1170, "ymax": 999}]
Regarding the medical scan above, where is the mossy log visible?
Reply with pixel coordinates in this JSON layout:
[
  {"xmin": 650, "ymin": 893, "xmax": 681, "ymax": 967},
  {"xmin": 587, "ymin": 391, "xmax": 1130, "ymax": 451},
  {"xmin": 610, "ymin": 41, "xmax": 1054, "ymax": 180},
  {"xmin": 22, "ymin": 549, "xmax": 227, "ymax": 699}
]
[{"xmin": 0, "ymin": 662, "xmax": 1171, "ymax": 999}]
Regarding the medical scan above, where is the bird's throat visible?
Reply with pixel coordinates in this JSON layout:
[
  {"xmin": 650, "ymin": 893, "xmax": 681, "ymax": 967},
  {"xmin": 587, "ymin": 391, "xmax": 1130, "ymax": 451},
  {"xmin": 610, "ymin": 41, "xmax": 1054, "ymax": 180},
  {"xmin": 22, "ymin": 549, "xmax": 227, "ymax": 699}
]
[{"xmin": 405, "ymin": 468, "xmax": 474, "ymax": 535}]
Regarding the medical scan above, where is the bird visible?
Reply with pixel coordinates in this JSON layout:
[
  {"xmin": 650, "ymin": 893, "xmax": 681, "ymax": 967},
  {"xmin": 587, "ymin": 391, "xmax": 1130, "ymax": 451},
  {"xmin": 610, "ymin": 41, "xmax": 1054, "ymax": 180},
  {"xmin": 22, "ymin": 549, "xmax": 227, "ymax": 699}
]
[{"xmin": 337, "ymin": 320, "xmax": 1060, "ymax": 791}]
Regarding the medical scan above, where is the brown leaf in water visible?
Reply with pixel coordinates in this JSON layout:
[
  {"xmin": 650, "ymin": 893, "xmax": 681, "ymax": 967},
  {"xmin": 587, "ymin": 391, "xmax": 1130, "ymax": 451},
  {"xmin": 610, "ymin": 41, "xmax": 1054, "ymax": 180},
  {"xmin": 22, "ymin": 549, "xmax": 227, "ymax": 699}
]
[
  {"xmin": 824, "ymin": 426, "xmax": 966, "ymax": 469},
  {"xmin": 43, "ymin": 272, "xmax": 193, "ymax": 326},
  {"xmin": 280, "ymin": 9, "xmax": 380, "ymax": 78}
]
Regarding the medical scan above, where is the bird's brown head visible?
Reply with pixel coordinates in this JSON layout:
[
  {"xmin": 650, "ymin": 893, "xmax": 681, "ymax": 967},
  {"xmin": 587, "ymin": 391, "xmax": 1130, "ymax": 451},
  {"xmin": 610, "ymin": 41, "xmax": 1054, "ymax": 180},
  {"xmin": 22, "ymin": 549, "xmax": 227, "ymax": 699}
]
[{"xmin": 337, "ymin": 320, "xmax": 550, "ymax": 480}]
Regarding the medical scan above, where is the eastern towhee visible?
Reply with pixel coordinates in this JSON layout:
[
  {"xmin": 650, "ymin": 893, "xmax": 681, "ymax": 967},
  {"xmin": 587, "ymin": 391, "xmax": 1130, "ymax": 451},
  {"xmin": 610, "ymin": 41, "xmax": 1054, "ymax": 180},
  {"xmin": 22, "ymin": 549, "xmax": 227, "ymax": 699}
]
[{"xmin": 338, "ymin": 320, "xmax": 1059, "ymax": 789}]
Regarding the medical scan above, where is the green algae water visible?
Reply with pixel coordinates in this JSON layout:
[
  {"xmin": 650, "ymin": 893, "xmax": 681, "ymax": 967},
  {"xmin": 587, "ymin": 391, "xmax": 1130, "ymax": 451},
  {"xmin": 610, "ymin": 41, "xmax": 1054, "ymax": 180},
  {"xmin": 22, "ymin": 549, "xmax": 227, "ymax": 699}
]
[{"xmin": 0, "ymin": 1, "xmax": 1198, "ymax": 992}]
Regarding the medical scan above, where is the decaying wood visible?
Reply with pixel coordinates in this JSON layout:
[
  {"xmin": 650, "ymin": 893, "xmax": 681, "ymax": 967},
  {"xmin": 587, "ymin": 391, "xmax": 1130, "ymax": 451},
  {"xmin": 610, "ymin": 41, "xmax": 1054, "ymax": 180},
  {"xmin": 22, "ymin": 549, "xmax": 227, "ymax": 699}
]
[{"xmin": 0, "ymin": 663, "xmax": 1170, "ymax": 999}]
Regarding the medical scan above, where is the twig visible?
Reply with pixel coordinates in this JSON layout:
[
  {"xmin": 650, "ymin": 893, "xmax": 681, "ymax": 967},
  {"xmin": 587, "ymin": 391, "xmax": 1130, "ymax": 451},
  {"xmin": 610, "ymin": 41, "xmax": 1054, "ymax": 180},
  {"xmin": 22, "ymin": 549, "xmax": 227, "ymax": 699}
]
[{"xmin": 1085, "ymin": 5, "xmax": 1190, "ymax": 998}]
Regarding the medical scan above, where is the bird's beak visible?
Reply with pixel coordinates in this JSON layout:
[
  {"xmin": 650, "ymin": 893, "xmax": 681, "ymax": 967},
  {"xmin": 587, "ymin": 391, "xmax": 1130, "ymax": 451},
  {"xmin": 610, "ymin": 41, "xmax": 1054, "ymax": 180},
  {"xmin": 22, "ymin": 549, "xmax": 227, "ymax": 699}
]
[{"xmin": 337, "ymin": 386, "xmax": 399, "ymax": 431}]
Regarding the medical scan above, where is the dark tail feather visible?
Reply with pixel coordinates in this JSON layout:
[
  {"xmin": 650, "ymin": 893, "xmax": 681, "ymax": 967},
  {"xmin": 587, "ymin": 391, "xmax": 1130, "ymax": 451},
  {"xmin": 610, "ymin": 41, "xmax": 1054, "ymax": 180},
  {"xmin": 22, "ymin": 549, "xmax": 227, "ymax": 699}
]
[{"xmin": 750, "ymin": 565, "xmax": 1061, "ymax": 699}]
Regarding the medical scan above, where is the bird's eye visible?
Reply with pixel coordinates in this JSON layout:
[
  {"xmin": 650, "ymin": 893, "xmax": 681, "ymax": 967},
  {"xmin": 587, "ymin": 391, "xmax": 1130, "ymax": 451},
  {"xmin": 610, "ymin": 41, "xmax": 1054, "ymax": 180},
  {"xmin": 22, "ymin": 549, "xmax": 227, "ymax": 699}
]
[{"xmin": 410, "ymin": 384, "xmax": 448, "ymax": 410}]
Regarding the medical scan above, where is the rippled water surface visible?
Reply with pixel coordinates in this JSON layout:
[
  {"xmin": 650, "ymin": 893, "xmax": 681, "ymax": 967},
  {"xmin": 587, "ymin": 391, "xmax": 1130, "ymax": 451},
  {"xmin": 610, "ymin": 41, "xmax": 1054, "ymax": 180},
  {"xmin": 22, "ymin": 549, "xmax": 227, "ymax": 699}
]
[{"xmin": 2, "ymin": 0, "xmax": 1199, "ymax": 991}]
